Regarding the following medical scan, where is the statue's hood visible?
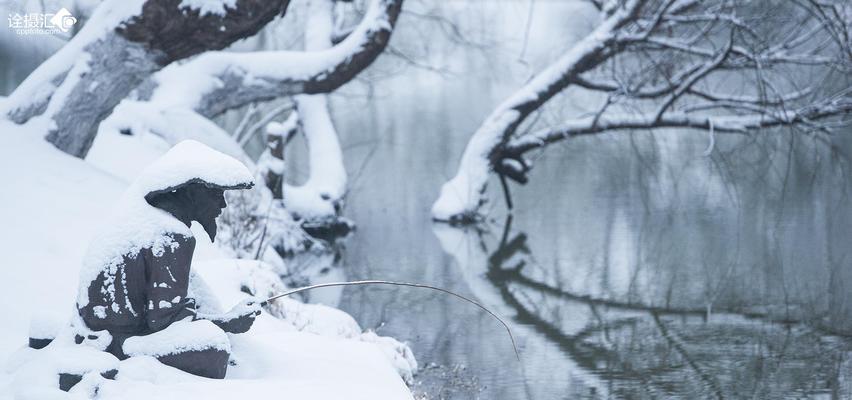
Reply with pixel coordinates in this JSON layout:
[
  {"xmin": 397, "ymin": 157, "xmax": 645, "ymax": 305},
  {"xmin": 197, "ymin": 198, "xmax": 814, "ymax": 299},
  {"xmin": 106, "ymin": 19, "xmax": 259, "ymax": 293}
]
[{"xmin": 135, "ymin": 140, "xmax": 254, "ymax": 199}]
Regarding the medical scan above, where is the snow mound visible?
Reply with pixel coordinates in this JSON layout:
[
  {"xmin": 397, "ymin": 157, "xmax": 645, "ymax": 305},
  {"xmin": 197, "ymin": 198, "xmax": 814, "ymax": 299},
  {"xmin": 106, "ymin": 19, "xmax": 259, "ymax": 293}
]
[
  {"xmin": 27, "ymin": 315, "xmax": 63, "ymax": 341},
  {"xmin": 7, "ymin": 345, "xmax": 119, "ymax": 399},
  {"xmin": 360, "ymin": 331, "xmax": 418, "ymax": 385},
  {"xmin": 123, "ymin": 320, "xmax": 230, "ymax": 357},
  {"xmin": 98, "ymin": 101, "xmax": 249, "ymax": 163},
  {"xmin": 195, "ymin": 259, "xmax": 419, "ymax": 383},
  {"xmin": 133, "ymin": 139, "xmax": 254, "ymax": 196}
]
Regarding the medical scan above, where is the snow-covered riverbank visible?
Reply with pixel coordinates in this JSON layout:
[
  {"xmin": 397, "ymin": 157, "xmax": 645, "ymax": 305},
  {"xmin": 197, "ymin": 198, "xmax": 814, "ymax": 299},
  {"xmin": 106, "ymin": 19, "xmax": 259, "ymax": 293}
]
[{"xmin": 0, "ymin": 122, "xmax": 416, "ymax": 399}]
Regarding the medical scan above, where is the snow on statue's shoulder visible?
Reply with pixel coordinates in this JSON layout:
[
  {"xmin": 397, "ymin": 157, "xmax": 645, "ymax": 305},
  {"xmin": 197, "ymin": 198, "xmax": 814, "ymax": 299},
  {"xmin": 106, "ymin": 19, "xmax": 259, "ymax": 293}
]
[
  {"xmin": 179, "ymin": 0, "xmax": 238, "ymax": 16},
  {"xmin": 77, "ymin": 140, "xmax": 254, "ymax": 308}
]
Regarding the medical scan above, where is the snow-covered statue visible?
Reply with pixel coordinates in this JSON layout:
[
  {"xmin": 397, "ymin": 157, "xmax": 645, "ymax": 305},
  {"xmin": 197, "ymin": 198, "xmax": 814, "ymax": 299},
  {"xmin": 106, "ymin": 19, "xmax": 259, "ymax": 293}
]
[{"xmin": 74, "ymin": 140, "xmax": 260, "ymax": 379}]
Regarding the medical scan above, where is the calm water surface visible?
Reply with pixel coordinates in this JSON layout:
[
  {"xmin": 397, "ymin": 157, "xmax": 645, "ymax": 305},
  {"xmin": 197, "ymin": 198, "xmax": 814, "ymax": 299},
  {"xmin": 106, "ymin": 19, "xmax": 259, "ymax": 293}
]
[{"xmin": 278, "ymin": 79, "xmax": 852, "ymax": 398}]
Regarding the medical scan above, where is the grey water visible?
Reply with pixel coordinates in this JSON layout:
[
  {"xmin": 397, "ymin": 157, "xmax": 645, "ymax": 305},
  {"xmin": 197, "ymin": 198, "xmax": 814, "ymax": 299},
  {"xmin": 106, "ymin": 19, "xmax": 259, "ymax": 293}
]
[
  {"xmin": 277, "ymin": 57, "xmax": 852, "ymax": 399},
  {"xmin": 292, "ymin": 126, "xmax": 852, "ymax": 399}
]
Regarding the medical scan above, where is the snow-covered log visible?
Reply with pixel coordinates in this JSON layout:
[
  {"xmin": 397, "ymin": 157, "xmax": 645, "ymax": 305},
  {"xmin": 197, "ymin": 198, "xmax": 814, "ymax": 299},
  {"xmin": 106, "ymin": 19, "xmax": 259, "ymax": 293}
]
[
  {"xmin": 433, "ymin": 0, "xmax": 852, "ymax": 223},
  {"xmin": 3, "ymin": 0, "xmax": 292, "ymax": 158}
]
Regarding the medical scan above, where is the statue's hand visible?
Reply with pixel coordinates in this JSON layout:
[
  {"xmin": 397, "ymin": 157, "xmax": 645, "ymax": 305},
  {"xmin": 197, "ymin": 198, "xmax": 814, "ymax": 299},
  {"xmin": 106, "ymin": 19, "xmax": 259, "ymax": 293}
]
[{"xmin": 215, "ymin": 298, "xmax": 262, "ymax": 334}]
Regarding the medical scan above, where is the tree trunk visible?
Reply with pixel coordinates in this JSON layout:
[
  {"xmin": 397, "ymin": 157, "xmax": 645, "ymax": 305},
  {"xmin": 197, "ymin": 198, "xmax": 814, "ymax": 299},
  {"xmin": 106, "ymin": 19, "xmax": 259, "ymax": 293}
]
[
  {"xmin": 44, "ymin": 34, "xmax": 162, "ymax": 157},
  {"xmin": 265, "ymin": 124, "xmax": 288, "ymax": 200},
  {"xmin": 9, "ymin": 0, "xmax": 291, "ymax": 158}
]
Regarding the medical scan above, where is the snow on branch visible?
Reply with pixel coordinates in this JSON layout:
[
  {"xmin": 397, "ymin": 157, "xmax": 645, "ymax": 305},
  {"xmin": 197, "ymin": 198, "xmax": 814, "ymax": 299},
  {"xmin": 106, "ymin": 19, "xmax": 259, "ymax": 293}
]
[
  {"xmin": 2, "ymin": 0, "xmax": 148, "ymax": 124},
  {"xmin": 505, "ymin": 100, "xmax": 852, "ymax": 157},
  {"xmin": 266, "ymin": 0, "xmax": 349, "ymax": 223},
  {"xmin": 2, "ymin": 0, "xmax": 292, "ymax": 158},
  {"xmin": 135, "ymin": 0, "xmax": 403, "ymax": 118},
  {"xmin": 282, "ymin": 0, "xmax": 347, "ymax": 224},
  {"xmin": 431, "ymin": 0, "xmax": 646, "ymax": 222},
  {"xmin": 432, "ymin": 0, "xmax": 852, "ymax": 223},
  {"xmin": 101, "ymin": 0, "xmax": 401, "ymax": 164}
]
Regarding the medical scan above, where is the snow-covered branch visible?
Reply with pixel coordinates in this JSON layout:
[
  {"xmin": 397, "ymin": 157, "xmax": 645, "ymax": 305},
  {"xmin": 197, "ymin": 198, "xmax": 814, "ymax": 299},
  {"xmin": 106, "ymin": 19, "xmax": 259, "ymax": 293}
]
[
  {"xmin": 431, "ymin": 0, "xmax": 645, "ymax": 222},
  {"xmin": 433, "ymin": 0, "xmax": 852, "ymax": 223},
  {"xmin": 283, "ymin": 0, "xmax": 348, "ymax": 223},
  {"xmin": 100, "ymin": 0, "xmax": 401, "ymax": 169},
  {"xmin": 133, "ymin": 0, "xmax": 402, "ymax": 118},
  {"xmin": 3, "ymin": 0, "xmax": 293, "ymax": 158},
  {"xmin": 505, "ymin": 101, "xmax": 852, "ymax": 157}
]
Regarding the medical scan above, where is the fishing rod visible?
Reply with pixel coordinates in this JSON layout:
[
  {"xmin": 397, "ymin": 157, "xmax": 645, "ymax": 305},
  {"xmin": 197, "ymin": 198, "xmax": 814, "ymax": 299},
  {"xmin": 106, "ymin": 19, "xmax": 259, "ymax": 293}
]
[{"xmin": 262, "ymin": 279, "xmax": 521, "ymax": 360}]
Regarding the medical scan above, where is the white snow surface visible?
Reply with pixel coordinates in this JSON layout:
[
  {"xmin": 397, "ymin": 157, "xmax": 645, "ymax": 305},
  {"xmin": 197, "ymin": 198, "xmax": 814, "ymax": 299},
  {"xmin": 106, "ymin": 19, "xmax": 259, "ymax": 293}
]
[
  {"xmin": 123, "ymin": 320, "xmax": 230, "ymax": 357},
  {"xmin": 27, "ymin": 315, "xmax": 63, "ymax": 340},
  {"xmin": 131, "ymin": 139, "xmax": 254, "ymax": 195},
  {"xmin": 99, "ymin": 101, "xmax": 250, "ymax": 162},
  {"xmin": 7, "ymin": 345, "xmax": 119, "ymax": 399},
  {"xmin": 179, "ymin": 0, "xmax": 238, "ymax": 16},
  {"xmin": 0, "ymin": 123, "xmax": 414, "ymax": 399},
  {"xmin": 194, "ymin": 258, "xmax": 418, "ymax": 383}
]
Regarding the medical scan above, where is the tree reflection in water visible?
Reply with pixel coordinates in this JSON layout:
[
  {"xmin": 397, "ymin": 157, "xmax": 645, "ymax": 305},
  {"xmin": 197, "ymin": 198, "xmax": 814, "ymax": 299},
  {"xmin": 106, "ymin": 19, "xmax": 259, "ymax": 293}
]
[{"xmin": 439, "ymin": 216, "xmax": 852, "ymax": 399}]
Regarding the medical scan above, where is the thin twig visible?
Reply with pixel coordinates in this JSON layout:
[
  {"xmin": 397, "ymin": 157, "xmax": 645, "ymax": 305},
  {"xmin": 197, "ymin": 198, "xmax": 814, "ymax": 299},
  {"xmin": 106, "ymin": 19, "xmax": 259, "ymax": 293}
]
[
  {"xmin": 498, "ymin": 172, "xmax": 514, "ymax": 211},
  {"xmin": 241, "ymin": 102, "xmax": 295, "ymax": 147}
]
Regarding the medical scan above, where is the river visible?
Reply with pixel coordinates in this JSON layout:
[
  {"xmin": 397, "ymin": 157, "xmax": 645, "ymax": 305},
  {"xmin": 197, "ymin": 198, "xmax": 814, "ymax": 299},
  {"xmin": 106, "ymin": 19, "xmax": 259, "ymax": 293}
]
[{"xmin": 276, "ymin": 62, "xmax": 852, "ymax": 397}]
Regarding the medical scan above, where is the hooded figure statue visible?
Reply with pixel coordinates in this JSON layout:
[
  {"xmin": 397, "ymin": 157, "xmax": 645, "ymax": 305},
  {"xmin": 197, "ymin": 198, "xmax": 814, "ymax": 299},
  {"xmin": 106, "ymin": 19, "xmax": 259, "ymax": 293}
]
[{"xmin": 74, "ymin": 140, "xmax": 259, "ymax": 379}]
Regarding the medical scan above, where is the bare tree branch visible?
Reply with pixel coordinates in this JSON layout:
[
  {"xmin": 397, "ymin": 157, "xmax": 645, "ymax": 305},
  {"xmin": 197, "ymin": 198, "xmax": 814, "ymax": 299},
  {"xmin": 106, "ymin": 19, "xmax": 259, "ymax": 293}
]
[
  {"xmin": 505, "ymin": 100, "xmax": 852, "ymax": 156},
  {"xmin": 433, "ymin": 0, "xmax": 852, "ymax": 223},
  {"xmin": 136, "ymin": 0, "xmax": 403, "ymax": 119},
  {"xmin": 432, "ymin": 0, "xmax": 646, "ymax": 222}
]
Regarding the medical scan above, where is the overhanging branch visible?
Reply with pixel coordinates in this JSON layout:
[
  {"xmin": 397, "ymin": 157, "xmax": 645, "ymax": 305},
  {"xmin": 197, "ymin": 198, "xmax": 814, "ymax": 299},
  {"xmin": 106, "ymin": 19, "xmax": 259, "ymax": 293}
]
[
  {"xmin": 140, "ymin": 0, "xmax": 403, "ymax": 118},
  {"xmin": 506, "ymin": 101, "xmax": 852, "ymax": 156}
]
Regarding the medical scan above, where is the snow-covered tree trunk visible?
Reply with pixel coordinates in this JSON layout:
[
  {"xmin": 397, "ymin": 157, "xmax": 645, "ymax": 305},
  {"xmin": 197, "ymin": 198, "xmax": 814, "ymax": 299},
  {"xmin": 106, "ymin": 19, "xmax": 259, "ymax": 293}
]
[
  {"xmin": 265, "ymin": 127, "xmax": 287, "ymax": 201},
  {"xmin": 41, "ymin": 32, "xmax": 161, "ymax": 157},
  {"xmin": 261, "ymin": 113, "xmax": 298, "ymax": 200},
  {"xmin": 3, "ymin": 0, "xmax": 292, "ymax": 158},
  {"xmin": 286, "ymin": 0, "xmax": 348, "ymax": 221}
]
